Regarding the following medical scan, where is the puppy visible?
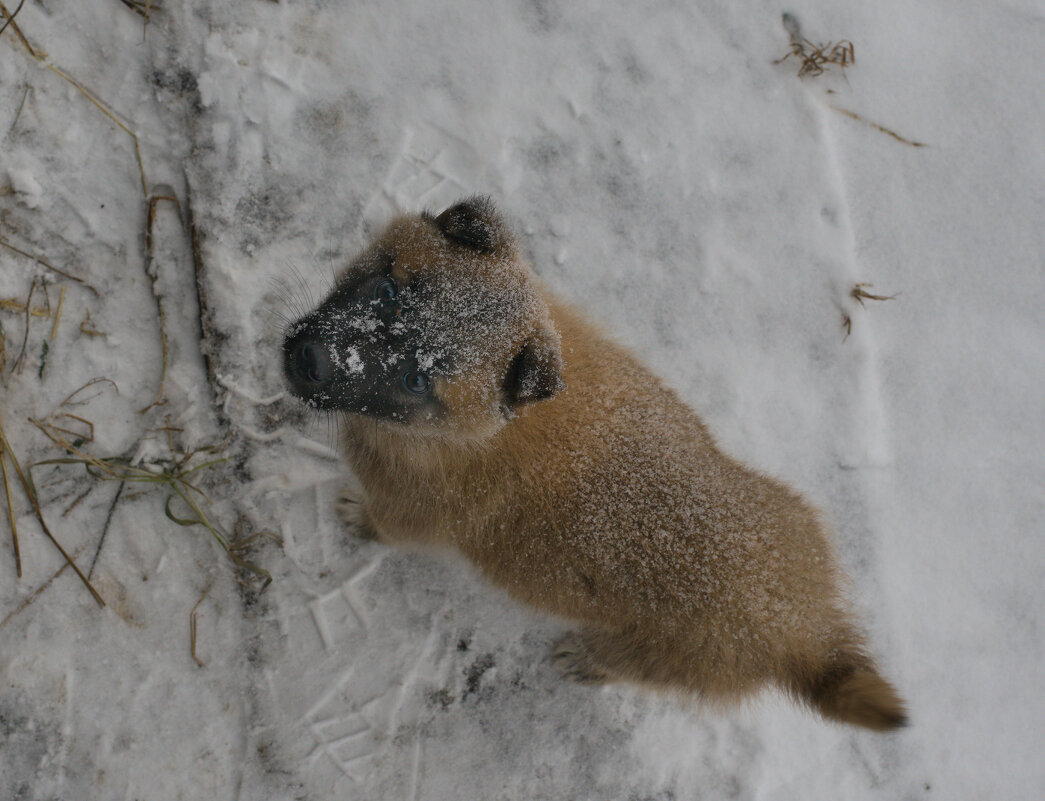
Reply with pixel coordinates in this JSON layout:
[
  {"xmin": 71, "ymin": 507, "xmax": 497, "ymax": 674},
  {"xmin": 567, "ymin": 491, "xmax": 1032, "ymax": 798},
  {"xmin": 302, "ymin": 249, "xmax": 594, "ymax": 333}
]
[{"xmin": 282, "ymin": 197, "xmax": 906, "ymax": 731}]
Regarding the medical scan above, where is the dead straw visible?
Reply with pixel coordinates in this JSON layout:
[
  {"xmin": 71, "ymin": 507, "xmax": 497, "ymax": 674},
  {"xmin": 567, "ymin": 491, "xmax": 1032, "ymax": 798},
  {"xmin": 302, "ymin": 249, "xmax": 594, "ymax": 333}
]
[
  {"xmin": 0, "ymin": 298, "xmax": 50, "ymax": 317},
  {"xmin": 851, "ymin": 282, "xmax": 899, "ymax": 307},
  {"xmin": 0, "ymin": 403, "xmax": 105, "ymax": 605},
  {"xmin": 87, "ymin": 479, "xmax": 124, "ymax": 579},
  {"xmin": 60, "ymin": 376, "xmax": 120, "ymax": 409},
  {"xmin": 776, "ymin": 36, "xmax": 855, "ymax": 79},
  {"xmin": 30, "ymin": 419, "xmax": 272, "ymax": 586},
  {"xmin": 190, "ymin": 587, "xmax": 208, "ymax": 667},
  {"xmin": 0, "ymin": 1, "xmax": 149, "ymax": 197},
  {"xmin": 0, "ymin": 414, "xmax": 20, "ymax": 577},
  {"xmin": 0, "ymin": 0, "xmax": 25, "ymax": 39},
  {"xmin": 10, "ymin": 277, "xmax": 36, "ymax": 375},
  {"xmin": 0, "ymin": 0, "xmax": 38, "ymax": 57},
  {"xmin": 829, "ymin": 105, "xmax": 928, "ymax": 148},
  {"xmin": 843, "ymin": 283, "xmax": 899, "ymax": 340},
  {"xmin": 139, "ymin": 191, "xmax": 182, "ymax": 414},
  {"xmin": 79, "ymin": 311, "xmax": 104, "ymax": 338},
  {"xmin": 117, "ymin": 0, "xmax": 161, "ymax": 19},
  {"xmin": 0, "ymin": 237, "xmax": 99, "ymax": 296},
  {"xmin": 0, "ymin": 545, "xmax": 88, "ymax": 631},
  {"xmin": 49, "ymin": 284, "xmax": 65, "ymax": 340}
]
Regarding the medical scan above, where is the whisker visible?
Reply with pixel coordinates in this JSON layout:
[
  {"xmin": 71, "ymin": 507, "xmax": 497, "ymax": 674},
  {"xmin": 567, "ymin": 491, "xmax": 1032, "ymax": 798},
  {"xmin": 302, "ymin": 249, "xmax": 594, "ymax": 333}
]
[
  {"xmin": 261, "ymin": 307, "xmax": 294, "ymax": 338},
  {"xmin": 287, "ymin": 263, "xmax": 316, "ymax": 312},
  {"xmin": 325, "ymin": 251, "xmax": 338, "ymax": 292},
  {"xmin": 269, "ymin": 267, "xmax": 310, "ymax": 326}
]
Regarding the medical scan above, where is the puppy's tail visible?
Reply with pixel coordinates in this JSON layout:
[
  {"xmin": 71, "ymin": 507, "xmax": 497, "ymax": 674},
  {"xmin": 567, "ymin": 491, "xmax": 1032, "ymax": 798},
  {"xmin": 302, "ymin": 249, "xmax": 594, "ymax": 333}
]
[{"xmin": 791, "ymin": 649, "xmax": 908, "ymax": 732}]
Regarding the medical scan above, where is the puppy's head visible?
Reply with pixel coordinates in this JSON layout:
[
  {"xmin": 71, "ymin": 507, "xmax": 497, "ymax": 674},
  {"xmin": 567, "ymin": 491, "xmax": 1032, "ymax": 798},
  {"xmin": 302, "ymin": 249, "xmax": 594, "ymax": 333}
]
[{"xmin": 283, "ymin": 197, "xmax": 564, "ymax": 440}]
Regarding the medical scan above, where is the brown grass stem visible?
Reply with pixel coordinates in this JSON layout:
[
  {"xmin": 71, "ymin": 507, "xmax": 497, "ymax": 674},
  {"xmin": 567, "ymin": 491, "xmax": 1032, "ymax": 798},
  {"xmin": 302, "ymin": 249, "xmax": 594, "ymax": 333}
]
[
  {"xmin": 50, "ymin": 285, "xmax": 65, "ymax": 340},
  {"xmin": 0, "ymin": 3, "xmax": 148, "ymax": 196},
  {"xmin": 87, "ymin": 479, "xmax": 124, "ymax": 579},
  {"xmin": 0, "ymin": 237, "xmax": 98, "ymax": 295},
  {"xmin": 0, "ymin": 298, "xmax": 50, "ymax": 317},
  {"xmin": 851, "ymin": 283, "xmax": 900, "ymax": 307},
  {"xmin": 829, "ymin": 105, "xmax": 927, "ymax": 148},
  {"xmin": 0, "ymin": 405, "xmax": 105, "ymax": 605},
  {"xmin": 0, "ymin": 545, "xmax": 88, "ymax": 631},
  {"xmin": 0, "ymin": 0, "xmax": 38, "ymax": 57},
  {"xmin": 0, "ymin": 406, "xmax": 20, "ymax": 576},
  {"xmin": 190, "ymin": 587, "xmax": 208, "ymax": 668},
  {"xmin": 10, "ymin": 277, "xmax": 36, "ymax": 375}
]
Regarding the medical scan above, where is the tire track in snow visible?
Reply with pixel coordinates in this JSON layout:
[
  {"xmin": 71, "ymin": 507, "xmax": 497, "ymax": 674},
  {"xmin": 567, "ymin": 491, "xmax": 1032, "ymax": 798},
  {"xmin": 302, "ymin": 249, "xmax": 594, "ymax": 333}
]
[
  {"xmin": 810, "ymin": 94, "xmax": 910, "ymax": 719},
  {"xmin": 814, "ymin": 100, "xmax": 892, "ymax": 472}
]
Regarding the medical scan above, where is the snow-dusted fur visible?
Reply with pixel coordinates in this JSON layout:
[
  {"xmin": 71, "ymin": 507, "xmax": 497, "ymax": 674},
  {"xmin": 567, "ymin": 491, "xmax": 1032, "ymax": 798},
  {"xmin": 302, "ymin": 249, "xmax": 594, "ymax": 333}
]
[{"xmin": 297, "ymin": 198, "xmax": 906, "ymax": 732}]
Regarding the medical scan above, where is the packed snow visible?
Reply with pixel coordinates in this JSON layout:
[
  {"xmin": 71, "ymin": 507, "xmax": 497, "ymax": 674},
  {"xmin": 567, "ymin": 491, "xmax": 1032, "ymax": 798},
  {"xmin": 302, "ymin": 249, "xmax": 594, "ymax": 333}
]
[{"xmin": 1, "ymin": 0, "xmax": 1043, "ymax": 799}]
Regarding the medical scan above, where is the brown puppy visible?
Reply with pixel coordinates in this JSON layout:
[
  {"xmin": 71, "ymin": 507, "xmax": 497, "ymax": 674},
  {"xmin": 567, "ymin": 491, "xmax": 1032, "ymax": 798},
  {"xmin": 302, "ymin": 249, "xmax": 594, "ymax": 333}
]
[{"xmin": 282, "ymin": 197, "xmax": 907, "ymax": 732}]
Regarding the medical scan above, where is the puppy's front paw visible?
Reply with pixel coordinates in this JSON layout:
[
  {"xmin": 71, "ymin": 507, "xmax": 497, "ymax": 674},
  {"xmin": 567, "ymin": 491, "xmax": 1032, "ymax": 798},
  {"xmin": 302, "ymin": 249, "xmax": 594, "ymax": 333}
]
[
  {"xmin": 335, "ymin": 486, "xmax": 379, "ymax": 541},
  {"xmin": 552, "ymin": 631, "xmax": 610, "ymax": 685}
]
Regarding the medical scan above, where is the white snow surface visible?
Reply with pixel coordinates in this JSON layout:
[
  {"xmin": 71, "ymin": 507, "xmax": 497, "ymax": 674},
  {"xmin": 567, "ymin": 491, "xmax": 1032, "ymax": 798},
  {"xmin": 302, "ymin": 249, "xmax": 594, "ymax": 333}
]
[{"xmin": 1, "ymin": 0, "xmax": 1043, "ymax": 799}]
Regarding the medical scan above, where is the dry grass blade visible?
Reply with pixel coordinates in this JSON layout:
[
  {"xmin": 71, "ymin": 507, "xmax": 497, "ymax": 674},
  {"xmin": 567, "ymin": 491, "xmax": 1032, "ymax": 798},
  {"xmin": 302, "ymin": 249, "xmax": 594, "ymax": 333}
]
[
  {"xmin": 0, "ymin": 0, "xmax": 40, "ymax": 58},
  {"xmin": 79, "ymin": 310, "xmax": 104, "ymax": 338},
  {"xmin": 152, "ymin": 422, "xmax": 184, "ymax": 455},
  {"xmin": 0, "ymin": 405, "xmax": 105, "ymax": 606},
  {"xmin": 87, "ymin": 480, "xmax": 124, "ymax": 579},
  {"xmin": 10, "ymin": 277, "xmax": 36, "ymax": 375},
  {"xmin": 164, "ymin": 489, "xmax": 228, "ymax": 550},
  {"xmin": 843, "ymin": 284, "xmax": 898, "ymax": 341},
  {"xmin": 776, "ymin": 17, "xmax": 926, "ymax": 148},
  {"xmin": 117, "ymin": 0, "xmax": 161, "ymax": 18},
  {"xmin": 851, "ymin": 282, "xmax": 899, "ymax": 307},
  {"xmin": 0, "ymin": 298, "xmax": 50, "ymax": 317},
  {"xmin": 225, "ymin": 516, "xmax": 279, "ymax": 589},
  {"xmin": 0, "ymin": 0, "xmax": 26, "ymax": 40},
  {"xmin": 776, "ymin": 16, "xmax": 855, "ymax": 79},
  {"xmin": 31, "ymin": 419, "xmax": 215, "ymax": 499},
  {"xmin": 190, "ymin": 587, "xmax": 208, "ymax": 667},
  {"xmin": 61, "ymin": 484, "xmax": 94, "ymax": 518},
  {"xmin": 47, "ymin": 413, "xmax": 95, "ymax": 443},
  {"xmin": 50, "ymin": 285, "xmax": 65, "ymax": 339},
  {"xmin": 0, "ymin": 544, "xmax": 88, "ymax": 631},
  {"xmin": 0, "ymin": 237, "xmax": 99, "ymax": 295},
  {"xmin": 829, "ymin": 105, "xmax": 928, "ymax": 148},
  {"xmin": 228, "ymin": 526, "xmax": 280, "ymax": 588},
  {"xmin": 7, "ymin": 84, "xmax": 29, "ymax": 136},
  {"xmin": 0, "ymin": 4, "xmax": 148, "ymax": 196},
  {"xmin": 31, "ymin": 419, "xmax": 272, "ymax": 586},
  {"xmin": 1, "ymin": 425, "xmax": 20, "ymax": 577},
  {"xmin": 60, "ymin": 376, "xmax": 120, "ymax": 408},
  {"xmin": 43, "ymin": 64, "xmax": 149, "ymax": 197},
  {"xmin": 776, "ymin": 38, "xmax": 855, "ymax": 78},
  {"xmin": 228, "ymin": 529, "xmax": 282, "ymax": 551}
]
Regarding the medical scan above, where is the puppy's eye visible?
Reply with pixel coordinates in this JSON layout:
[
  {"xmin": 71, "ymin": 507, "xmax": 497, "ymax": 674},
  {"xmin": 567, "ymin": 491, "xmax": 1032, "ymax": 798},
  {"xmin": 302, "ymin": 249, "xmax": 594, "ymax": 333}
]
[
  {"xmin": 373, "ymin": 277, "xmax": 397, "ymax": 303},
  {"xmin": 403, "ymin": 371, "xmax": 430, "ymax": 395}
]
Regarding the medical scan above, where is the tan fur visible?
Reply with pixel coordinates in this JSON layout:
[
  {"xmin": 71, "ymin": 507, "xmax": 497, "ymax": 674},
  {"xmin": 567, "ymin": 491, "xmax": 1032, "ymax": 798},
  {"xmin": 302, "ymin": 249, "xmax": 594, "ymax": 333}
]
[{"xmin": 318, "ymin": 204, "xmax": 906, "ymax": 731}]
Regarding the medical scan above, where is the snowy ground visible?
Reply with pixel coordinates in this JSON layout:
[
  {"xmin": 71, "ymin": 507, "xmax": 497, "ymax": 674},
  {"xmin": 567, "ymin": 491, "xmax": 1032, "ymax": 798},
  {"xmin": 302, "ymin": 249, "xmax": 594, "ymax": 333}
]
[{"xmin": 2, "ymin": 0, "xmax": 1043, "ymax": 798}]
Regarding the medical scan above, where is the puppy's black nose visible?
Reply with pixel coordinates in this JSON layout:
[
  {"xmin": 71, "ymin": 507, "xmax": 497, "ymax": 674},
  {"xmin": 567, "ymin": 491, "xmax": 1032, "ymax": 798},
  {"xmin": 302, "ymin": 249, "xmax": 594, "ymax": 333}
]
[
  {"xmin": 283, "ymin": 331, "xmax": 334, "ymax": 400},
  {"xmin": 295, "ymin": 340, "xmax": 332, "ymax": 384}
]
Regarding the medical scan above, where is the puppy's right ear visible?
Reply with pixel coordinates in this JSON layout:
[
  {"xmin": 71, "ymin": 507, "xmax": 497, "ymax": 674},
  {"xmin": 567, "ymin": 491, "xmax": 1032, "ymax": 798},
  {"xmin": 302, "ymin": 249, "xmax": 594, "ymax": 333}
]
[{"xmin": 504, "ymin": 323, "xmax": 565, "ymax": 408}]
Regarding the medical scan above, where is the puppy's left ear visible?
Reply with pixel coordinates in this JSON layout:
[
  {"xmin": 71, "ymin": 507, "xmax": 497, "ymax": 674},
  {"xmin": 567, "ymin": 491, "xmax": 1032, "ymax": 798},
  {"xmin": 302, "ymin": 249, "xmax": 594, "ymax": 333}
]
[
  {"xmin": 433, "ymin": 196, "xmax": 511, "ymax": 254},
  {"xmin": 504, "ymin": 323, "xmax": 565, "ymax": 407}
]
